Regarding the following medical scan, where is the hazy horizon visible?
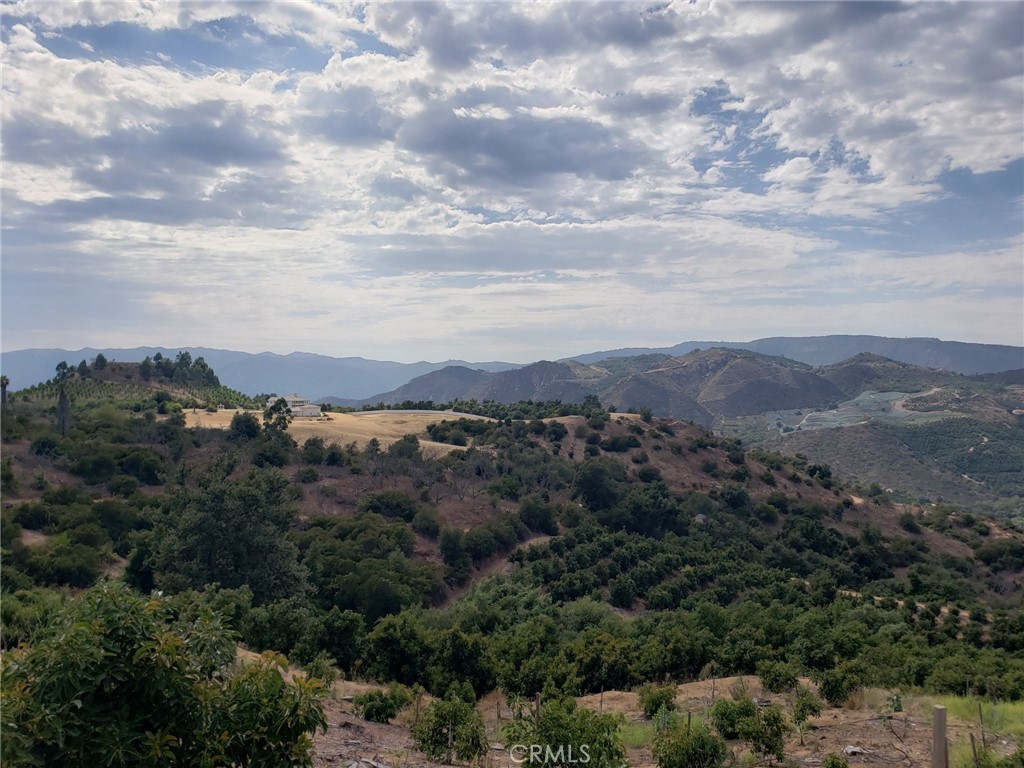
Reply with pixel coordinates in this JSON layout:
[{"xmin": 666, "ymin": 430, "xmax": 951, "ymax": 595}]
[
  {"xmin": 4, "ymin": 332, "xmax": 1022, "ymax": 370},
  {"xmin": 3, "ymin": 1, "xmax": 1022, "ymax": 360}
]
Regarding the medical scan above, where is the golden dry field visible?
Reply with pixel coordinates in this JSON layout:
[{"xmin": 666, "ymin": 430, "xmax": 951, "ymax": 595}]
[{"xmin": 182, "ymin": 409, "xmax": 494, "ymax": 456}]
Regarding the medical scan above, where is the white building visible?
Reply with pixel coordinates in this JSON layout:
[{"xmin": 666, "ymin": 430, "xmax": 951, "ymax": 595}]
[{"xmin": 267, "ymin": 395, "xmax": 322, "ymax": 418}]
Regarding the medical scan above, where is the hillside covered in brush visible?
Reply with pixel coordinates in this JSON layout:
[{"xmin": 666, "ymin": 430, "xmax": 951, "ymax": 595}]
[{"xmin": 2, "ymin": 353, "xmax": 1024, "ymax": 763}]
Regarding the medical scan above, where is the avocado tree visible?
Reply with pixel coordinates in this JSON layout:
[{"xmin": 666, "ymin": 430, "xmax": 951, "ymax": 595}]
[{"xmin": 1, "ymin": 581, "xmax": 326, "ymax": 767}]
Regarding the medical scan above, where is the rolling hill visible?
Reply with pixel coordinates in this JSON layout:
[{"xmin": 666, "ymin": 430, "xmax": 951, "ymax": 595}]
[{"xmin": 355, "ymin": 348, "xmax": 848, "ymax": 425}]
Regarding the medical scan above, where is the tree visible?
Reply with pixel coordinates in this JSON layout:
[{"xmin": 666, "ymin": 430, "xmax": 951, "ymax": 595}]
[
  {"xmin": 654, "ymin": 723, "xmax": 728, "ymax": 768},
  {"xmin": 138, "ymin": 356, "xmax": 153, "ymax": 381},
  {"xmin": 639, "ymin": 683, "xmax": 678, "ymax": 719},
  {"xmin": 93, "ymin": 352, "xmax": 107, "ymax": 370},
  {"xmin": 412, "ymin": 690, "xmax": 488, "ymax": 764},
  {"xmin": 228, "ymin": 411, "xmax": 262, "ymax": 441},
  {"xmin": 134, "ymin": 464, "xmax": 308, "ymax": 605},
  {"xmin": 56, "ymin": 388, "xmax": 72, "ymax": 436},
  {"xmin": 354, "ymin": 684, "xmax": 413, "ymax": 723},
  {"xmin": 1, "ymin": 581, "xmax": 326, "ymax": 767},
  {"xmin": 1, "ymin": 374, "xmax": 10, "ymax": 406},
  {"xmin": 501, "ymin": 689, "xmax": 625, "ymax": 768}
]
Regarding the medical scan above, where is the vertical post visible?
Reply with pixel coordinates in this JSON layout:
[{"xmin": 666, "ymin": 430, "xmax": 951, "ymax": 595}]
[
  {"xmin": 535, "ymin": 693, "xmax": 542, "ymax": 725},
  {"xmin": 600, "ymin": 688, "xmax": 604, "ymax": 713},
  {"xmin": 497, "ymin": 697, "xmax": 501, "ymax": 723},
  {"xmin": 970, "ymin": 734, "xmax": 979, "ymax": 768},
  {"xmin": 687, "ymin": 711, "xmax": 692, "ymax": 735},
  {"xmin": 978, "ymin": 702, "xmax": 987, "ymax": 750},
  {"xmin": 932, "ymin": 705, "xmax": 947, "ymax": 768}
]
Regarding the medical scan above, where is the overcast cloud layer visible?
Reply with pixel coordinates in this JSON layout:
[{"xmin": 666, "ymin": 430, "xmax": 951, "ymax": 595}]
[{"xmin": 2, "ymin": 1, "xmax": 1022, "ymax": 362}]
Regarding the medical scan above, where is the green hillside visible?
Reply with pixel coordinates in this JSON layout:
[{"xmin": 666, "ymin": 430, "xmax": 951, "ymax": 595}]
[{"xmin": 2, "ymin": 380, "xmax": 1022, "ymax": 764}]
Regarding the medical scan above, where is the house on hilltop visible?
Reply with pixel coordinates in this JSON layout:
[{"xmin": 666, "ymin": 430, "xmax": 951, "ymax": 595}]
[{"xmin": 267, "ymin": 395, "xmax": 321, "ymax": 418}]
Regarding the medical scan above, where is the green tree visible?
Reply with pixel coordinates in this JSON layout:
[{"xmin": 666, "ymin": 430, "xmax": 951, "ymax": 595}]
[
  {"xmin": 654, "ymin": 723, "xmax": 728, "ymax": 768},
  {"xmin": 354, "ymin": 684, "xmax": 413, "ymax": 723},
  {"xmin": 412, "ymin": 690, "xmax": 488, "ymax": 764},
  {"xmin": 93, "ymin": 352, "xmax": 107, "ymax": 370},
  {"xmin": 134, "ymin": 464, "xmax": 308, "ymax": 605},
  {"xmin": 638, "ymin": 683, "xmax": 678, "ymax": 719},
  {"xmin": 1, "ymin": 581, "xmax": 326, "ymax": 767},
  {"xmin": 742, "ymin": 706, "xmax": 786, "ymax": 762},
  {"xmin": 501, "ymin": 689, "xmax": 625, "ymax": 768}
]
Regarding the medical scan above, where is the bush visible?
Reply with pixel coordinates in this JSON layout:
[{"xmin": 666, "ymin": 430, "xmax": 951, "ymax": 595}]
[
  {"xmin": 353, "ymin": 684, "xmax": 413, "ymax": 723},
  {"xmin": 757, "ymin": 660, "xmax": 797, "ymax": 693},
  {"xmin": 639, "ymin": 683, "xmax": 677, "ymax": 719},
  {"xmin": 654, "ymin": 723, "xmax": 727, "ymax": 768},
  {"xmin": 743, "ymin": 705, "xmax": 786, "ymax": 761},
  {"xmin": 1, "ymin": 582, "xmax": 326, "ymax": 766},
  {"xmin": 823, "ymin": 754, "xmax": 849, "ymax": 768},
  {"xmin": 358, "ymin": 491, "xmax": 419, "ymax": 522},
  {"xmin": 412, "ymin": 691, "xmax": 488, "ymax": 763},
  {"xmin": 304, "ymin": 651, "xmax": 340, "ymax": 690},
  {"xmin": 296, "ymin": 467, "xmax": 320, "ymax": 484},
  {"xmin": 792, "ymin": 684, "xmax": 822, "ymax": 726},
  {"xmin": 815, "ymin": 663, "xmax": 863, "ymax": 707},
  {"xmin": 501, "ymin": 691, "xmax": 624, "ymax": 768},
  {"xmin": 412, "ymin": 509, "xmax": 441, "ymax": 538},
  {"xmin": 107, "ymin": 475, "xmax": 139, "ymax": 498},
  {"xmin": 710, "ymin": 696, "xmax": 756, "ymax": 739}
]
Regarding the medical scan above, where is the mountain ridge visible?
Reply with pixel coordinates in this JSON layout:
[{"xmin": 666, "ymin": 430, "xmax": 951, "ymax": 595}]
[{"xmin": 2, "ymin": 335, "xmax": 1020, "ymax": 400}]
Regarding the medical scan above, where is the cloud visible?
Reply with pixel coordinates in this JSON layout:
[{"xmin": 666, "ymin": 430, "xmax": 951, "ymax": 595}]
[
  {"xmin": 397, "ymin": 98, "xmax": 647, "ymax": 187},
  {"xmin": 1, "ymin": 1, "xmax": 1021, "ymax": 359}
]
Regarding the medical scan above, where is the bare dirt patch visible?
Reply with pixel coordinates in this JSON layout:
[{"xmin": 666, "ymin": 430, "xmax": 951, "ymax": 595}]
[{"xmin": 19, "ymin": 529, "xmax": 50, "ymax": 548}]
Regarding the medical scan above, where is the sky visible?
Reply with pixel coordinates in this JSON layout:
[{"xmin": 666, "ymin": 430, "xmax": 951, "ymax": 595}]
[{"xmin": 2, "ymin": 1, "xmax": 1022, "ymax": 363}]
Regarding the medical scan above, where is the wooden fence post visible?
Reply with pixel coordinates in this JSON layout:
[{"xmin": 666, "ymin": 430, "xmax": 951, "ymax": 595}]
[{"xmin": 932, "ymin": 705, "xmax": 947, "ymax": 768}]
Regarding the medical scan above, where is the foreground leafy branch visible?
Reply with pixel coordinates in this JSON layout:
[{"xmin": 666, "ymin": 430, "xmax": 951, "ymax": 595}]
[{"xmin": 1, "ymin": 581, "xmax": 327, "ymax": 767}]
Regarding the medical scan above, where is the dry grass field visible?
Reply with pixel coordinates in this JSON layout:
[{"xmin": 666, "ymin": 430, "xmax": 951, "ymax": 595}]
[{"xmin": 183, "ymin": 409, "xmax": 494, "ymax": 456}]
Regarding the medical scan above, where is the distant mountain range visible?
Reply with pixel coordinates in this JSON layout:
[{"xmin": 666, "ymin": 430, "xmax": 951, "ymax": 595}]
[
  {"xmin": 564, "ymin": 335, "xmax": 1023, "ymax": 374},
  {"xmin": 0, "ymin": 347, "xmax": 519, "ymax": 400},
  {"xmin": 348, "ymin": 348, "xmax": 967, "ymax": 426},
  {"xmin": 2, "ymin": 335, "xmax": 1021, "ymax": 400}
]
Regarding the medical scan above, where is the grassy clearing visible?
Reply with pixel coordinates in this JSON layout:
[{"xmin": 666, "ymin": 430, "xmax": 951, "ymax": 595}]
[
  {"xmin": 917, "ymin": 695, "xmax": 1024, "ymax": 739},
  {"xmin": 620, "ymin": 721, "xmax": 657, "ymax": 748}
]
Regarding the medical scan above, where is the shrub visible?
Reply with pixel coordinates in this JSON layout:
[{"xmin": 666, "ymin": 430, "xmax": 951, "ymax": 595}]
[
  {"xmin": 353, "ymin": 684, "xmax": 413, "ymax": 723},
  {"xmin": 412, "ymin": 691, "xmax": 487, "ymax": 763},
  {"xmin": 412, "ymin": 509, "xmax": 441, "ymax": 538},
  {"xmin": 710, "ymin": 697, "xmax": 756, "ymax": 739},
  {"xmin": 654, "ymin": 723, "xmax": 728, "ymax": 768},
  {"xmin": 823, "ymin": 754, "xmax": 849, "ymax": 768},
  {"xmin": 304, "ymin": 651, "xmax": 340, "ymax": 690},
  {"xmin": 757, "ymin": 660, "xmax": 797, "ymax": 693},
  {"xmin": 501, "ymin": 691, "xmax": 624, "ymax": 768},
  {"xmin": 791, "ymin": 685, "xmax": 822, "ymax": 726},
  {"xmin": 639, "ymin": 684, "xmax": 678, "ymax": 719},
  {"xmin": 358, "ymin": 491, "xmax": 419, "ymax": 521},
  {"xmin": 107, "ymin": 475, "xmax": 139, "ymax": 498},
  {"xmin": 815, "ymin": 663, "xmax": 863, "ymax": 707},
  {"xmin": 296, "ymin": 467, "xmax": 320, "ymax": 484},
  {"xmin": 1, "ymin": 582, "xmax": 326, "ymax": 766},
  {"xmin": 743, "ymin": 706, "xmax": 786, "ymax": 761}
]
